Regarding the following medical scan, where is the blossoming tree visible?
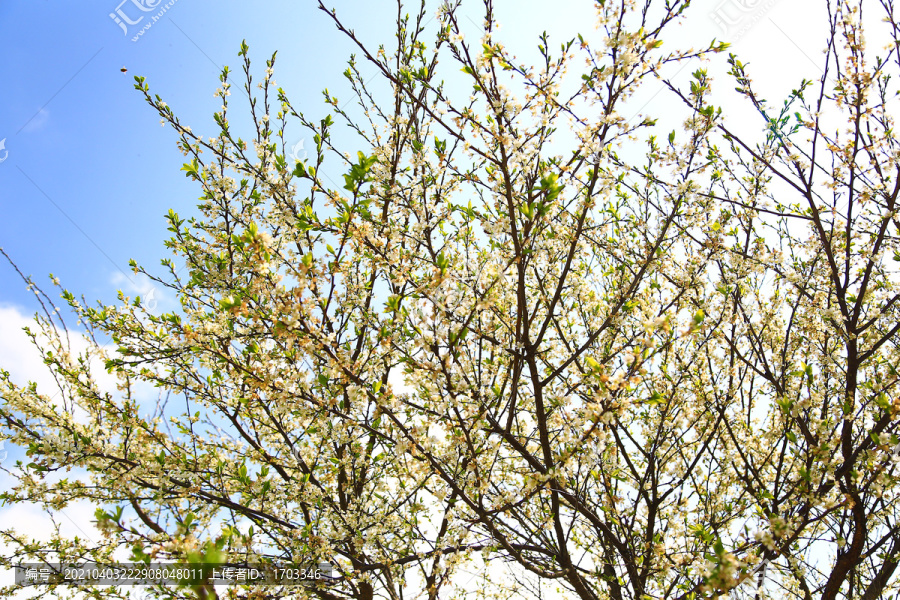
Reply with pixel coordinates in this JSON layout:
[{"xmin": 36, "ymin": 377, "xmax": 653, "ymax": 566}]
[{"xmin": 3, "ymin": 0, "xmax": 900, "ymax": 599}]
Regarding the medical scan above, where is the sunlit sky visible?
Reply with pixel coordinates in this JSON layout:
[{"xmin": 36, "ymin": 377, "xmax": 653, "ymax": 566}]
[
  {"xmin": 0, "ymin": 0, "xmax": 829, "ymax": 592},
  {"xmin": 0, "ymin": 0, "xmax": 825, "ymax": 311}
]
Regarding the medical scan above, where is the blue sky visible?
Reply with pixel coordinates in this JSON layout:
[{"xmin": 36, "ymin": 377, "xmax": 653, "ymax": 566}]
[
  {"xmin": 0, "ymin": 0, "xmax": 389, "ymax": 310},
  {"xmin": 0, "ymin": 0, "xmax": 823, "ymax": 312},
  {"xmin": 0, "ymin": 0, "xmax": 830, "ymax": 591}
]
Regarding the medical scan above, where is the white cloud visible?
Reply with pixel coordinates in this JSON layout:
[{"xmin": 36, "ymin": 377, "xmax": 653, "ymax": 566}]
[
  {"xmin": 0, "ymin": 304, "xmax": 119, "ymax": 421},
  {"xmin": 0, "ymin": 304, "xmax": 118, "ymax": 598},
  {"xmin": 0, "ymin": 490, "xmax": 102, "ymax": 599},
  {"xmin": 0, "ymin": 304, "xmax": 63, "ymax": 396}
]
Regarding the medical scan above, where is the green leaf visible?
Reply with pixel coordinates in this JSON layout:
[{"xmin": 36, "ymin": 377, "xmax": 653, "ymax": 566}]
[
  {"xmin": 436, "ymin": 251, "xmax": 450, "ymax": 273},
  {"xmin": 180, "ymin": 158, "xmax": 200, "ymax": 178}
]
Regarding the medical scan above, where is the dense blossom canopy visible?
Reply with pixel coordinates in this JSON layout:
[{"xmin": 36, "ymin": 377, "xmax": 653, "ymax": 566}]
[{"xmin": 3, "ymin": 1, "xmax": 900, "ymax": 599}]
